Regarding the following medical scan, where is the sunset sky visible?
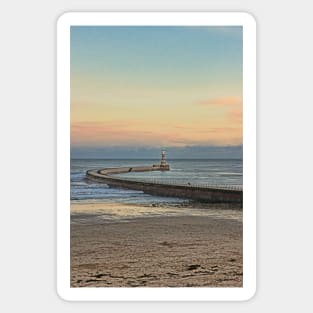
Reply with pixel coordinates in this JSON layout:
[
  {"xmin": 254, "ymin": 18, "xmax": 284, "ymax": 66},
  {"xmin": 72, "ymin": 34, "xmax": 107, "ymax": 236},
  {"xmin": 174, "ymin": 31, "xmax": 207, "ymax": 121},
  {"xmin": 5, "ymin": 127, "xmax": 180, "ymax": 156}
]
[{"xmin": 71, "ymin": 26, "xmax": 242, "ymax": 156}]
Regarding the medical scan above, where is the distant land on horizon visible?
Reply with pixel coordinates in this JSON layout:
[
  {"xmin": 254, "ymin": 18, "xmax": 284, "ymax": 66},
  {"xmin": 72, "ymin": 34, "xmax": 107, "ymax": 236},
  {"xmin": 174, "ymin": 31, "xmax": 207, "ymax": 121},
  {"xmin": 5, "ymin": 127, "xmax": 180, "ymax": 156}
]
[{"xmin": 71, "ymin": 145, "xmax": 243, "ymax": 159}]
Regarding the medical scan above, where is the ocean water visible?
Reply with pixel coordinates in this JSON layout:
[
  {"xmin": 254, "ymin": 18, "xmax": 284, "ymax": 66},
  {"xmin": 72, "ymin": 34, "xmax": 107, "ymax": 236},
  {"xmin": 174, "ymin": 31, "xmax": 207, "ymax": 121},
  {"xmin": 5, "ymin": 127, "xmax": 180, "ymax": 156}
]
[{"xmin": 71, "ymin": 159, "xmax": 242, "ymax": 205}]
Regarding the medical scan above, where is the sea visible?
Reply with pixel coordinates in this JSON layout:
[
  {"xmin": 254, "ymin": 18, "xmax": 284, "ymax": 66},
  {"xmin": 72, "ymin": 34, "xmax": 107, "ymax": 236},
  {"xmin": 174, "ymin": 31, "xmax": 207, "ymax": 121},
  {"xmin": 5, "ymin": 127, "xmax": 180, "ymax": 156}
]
[{"xmin": 70, "ymin": 159, "xmax": 242, "ymax": 223}]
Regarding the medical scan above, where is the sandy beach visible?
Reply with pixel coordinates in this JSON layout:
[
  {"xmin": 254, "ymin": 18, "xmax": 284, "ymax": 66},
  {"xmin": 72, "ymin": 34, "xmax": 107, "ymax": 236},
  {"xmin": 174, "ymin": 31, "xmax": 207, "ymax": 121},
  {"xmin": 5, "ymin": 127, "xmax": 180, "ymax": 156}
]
[{"xmin": 71, "ymin": 202, "xmax": 242, "ymax": 287}]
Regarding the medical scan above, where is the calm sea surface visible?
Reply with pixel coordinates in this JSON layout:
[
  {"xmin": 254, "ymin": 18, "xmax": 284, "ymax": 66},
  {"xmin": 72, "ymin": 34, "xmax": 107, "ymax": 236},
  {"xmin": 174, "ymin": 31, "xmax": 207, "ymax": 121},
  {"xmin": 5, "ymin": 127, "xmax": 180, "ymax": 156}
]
[{"xmin": 71, "ymin": 159, "xmax": 242, "ymax": 205}]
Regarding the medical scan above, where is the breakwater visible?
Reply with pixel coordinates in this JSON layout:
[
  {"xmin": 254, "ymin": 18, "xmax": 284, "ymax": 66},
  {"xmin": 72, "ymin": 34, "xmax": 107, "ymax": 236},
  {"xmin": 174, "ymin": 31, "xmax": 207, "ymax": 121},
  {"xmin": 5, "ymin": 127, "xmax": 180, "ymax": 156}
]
[{"xmin": 86, "ymin": 165, "xmax": 242, "ymax": 204}]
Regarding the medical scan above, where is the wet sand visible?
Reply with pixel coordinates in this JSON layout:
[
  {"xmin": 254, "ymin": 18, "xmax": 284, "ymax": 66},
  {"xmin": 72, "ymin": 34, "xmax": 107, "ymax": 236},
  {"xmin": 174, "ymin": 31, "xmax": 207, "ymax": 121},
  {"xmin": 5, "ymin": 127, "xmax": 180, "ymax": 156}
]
[{"xmin": 71, "ymin": 204, "xmax": 242, "ymax": 287}]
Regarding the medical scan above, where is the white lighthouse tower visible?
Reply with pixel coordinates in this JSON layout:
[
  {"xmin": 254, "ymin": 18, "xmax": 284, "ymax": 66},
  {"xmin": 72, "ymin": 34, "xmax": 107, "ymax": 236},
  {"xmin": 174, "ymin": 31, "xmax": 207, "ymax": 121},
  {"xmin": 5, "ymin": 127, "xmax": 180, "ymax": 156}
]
[{"xmin": 160, "ymin": 149, "xmax": 170, "ymax": 170}]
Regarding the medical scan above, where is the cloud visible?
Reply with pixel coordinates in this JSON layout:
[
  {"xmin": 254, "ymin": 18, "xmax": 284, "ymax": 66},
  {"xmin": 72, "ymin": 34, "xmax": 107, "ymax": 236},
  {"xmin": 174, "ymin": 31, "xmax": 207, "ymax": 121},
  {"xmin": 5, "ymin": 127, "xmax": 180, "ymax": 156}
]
[
  {"xmin": 197, "ymin": 96, "xmax": 242, "ymax": 107},
  {"xmin": 196, "ymin": 96, "xmax": 242, "ymax": 126},
  {"xmin": 71, "ymin": 121, "xmax": 183, "ymax": 146},
  {"xmin": 71, "ymin": 115, "xmax": 243, "ymax": 147},
  {"xmin": 228, "ymin": 109, "xmax": 243, "ymax": 123}
]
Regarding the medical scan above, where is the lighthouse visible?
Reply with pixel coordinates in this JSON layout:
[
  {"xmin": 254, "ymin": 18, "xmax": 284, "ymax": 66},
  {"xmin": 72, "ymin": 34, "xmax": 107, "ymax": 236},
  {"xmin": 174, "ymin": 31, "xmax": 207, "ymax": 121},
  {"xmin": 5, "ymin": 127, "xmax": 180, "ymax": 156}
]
[{"xmin": 160, "ymin": 149, "xmax": 170, "ymax": 170}]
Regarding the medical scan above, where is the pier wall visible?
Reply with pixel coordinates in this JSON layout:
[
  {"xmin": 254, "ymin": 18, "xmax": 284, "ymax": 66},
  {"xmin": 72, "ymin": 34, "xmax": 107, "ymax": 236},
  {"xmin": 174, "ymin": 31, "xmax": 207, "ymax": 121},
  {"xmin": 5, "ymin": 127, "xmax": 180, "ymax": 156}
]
[{"xmin": 86, "ymin": 166, "xmax": 242, "ymax": 204}]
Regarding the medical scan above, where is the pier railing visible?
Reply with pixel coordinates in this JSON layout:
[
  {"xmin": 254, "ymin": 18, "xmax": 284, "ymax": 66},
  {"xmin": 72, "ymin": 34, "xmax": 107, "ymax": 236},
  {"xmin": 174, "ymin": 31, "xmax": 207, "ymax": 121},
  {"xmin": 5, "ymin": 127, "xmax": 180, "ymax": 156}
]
[
  {"xmin": 86, "ymin": 167, "xmax": 243, "ymax": 203},
  {"xmin": 88, "ymin": 170, "xmax": 243, "ymax": 191},
  {"xmin": 101, "ymin": 174, "xmax": 243, "ymax": 192}
]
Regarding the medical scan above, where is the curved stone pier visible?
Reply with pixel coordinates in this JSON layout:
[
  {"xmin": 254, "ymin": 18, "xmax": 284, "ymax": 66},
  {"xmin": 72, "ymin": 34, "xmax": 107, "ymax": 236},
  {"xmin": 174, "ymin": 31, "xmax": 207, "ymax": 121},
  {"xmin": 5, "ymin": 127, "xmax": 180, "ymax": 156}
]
[{"xmin": 86, "ymin": 165, "xmax": 242, "ymax": 204}]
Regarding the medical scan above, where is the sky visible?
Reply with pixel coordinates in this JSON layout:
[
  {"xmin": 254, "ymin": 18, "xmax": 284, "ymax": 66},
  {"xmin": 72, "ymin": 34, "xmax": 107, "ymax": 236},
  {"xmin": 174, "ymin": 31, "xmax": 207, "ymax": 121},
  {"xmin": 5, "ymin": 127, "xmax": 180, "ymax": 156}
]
[{"xmin": 71, "ymin": 26, "xmax": 242, "ymax": 158}]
